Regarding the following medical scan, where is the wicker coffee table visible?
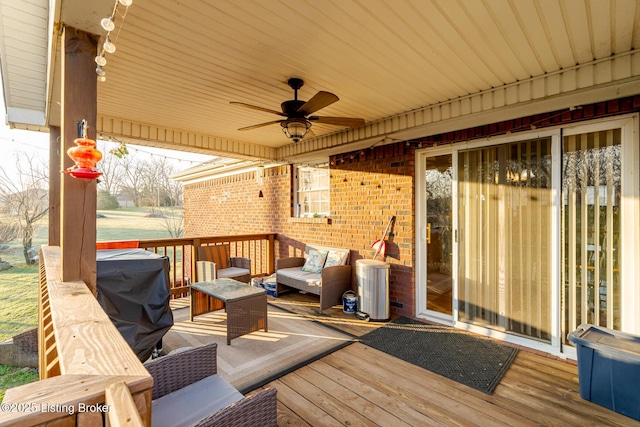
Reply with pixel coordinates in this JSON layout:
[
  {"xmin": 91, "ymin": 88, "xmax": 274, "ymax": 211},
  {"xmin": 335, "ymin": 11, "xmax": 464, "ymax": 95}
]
[{"xmin": 190, "ymin": 278, "xmax": 267, "ymax": 345}]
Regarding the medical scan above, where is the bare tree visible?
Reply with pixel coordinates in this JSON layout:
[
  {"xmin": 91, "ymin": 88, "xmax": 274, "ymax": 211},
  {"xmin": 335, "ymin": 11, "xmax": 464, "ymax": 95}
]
[
  {"xmin": 96, "ymin": 141, "xmax": 125, "ymax": 197},
  {"xmin": 148, "ymin": 157, "xmax": 183, "ymax": 207},
  {"xmin": 0, "ymin": 153, "xmax": 48, "ymax": 264},
  {"xmin": 0, "ymin": 221, "xmax": 19, "ymax": 244},
  {"xmin": 159, "ymin": 207, "xmax": 184, "ymax": 237},
  {"xmin": 0, "ymin": 218, "xmax": 19, "ymax": 267},
  {"xmin": 119, "ymin": 155, "xmax": 147, "ymax": 207}
]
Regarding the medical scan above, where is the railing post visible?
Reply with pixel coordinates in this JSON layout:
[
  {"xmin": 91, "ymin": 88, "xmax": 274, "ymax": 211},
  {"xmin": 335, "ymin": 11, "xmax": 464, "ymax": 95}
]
[
  {"xmin": 1, "ymin": 247, "xmax": 153, "ymax": 427},
  {"xmin": 268, "ymin": 234, "xmax": 275, "ymax": 274},
  {"xmin": 192, "ymin": 238, "xmax": 201, "ymax": 282},
  {"xmin": 105, "ymin": 381, "xmax": 145, "ymax": 427}
]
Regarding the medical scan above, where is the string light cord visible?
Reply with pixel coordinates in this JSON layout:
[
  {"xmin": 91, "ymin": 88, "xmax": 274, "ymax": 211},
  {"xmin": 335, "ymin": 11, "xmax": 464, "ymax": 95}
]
[{"xmin": 96, "ymin": 0, "xmax": 133, "ymax": 82}]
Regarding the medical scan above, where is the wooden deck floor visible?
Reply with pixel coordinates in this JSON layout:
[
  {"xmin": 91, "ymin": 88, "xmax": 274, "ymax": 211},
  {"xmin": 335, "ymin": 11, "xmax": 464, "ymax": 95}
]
[
  {"xmin": 261, "ymin": 294, "xmax": 639, "ymax": 427},
  {"xmin": 263, "ymin": 342, "xmax": 640, "ymax": 427}
]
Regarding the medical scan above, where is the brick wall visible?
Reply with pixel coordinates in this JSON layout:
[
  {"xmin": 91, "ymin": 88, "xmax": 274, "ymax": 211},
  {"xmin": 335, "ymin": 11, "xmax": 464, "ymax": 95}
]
[
  {"xmin": 329, "ymin": 144, "xmax": 416, "ymax": 316},
  {"xmin": 184, "ymin": 149, "xmax": 418, "ymax": 317},
  {"xmin": 183, "ymin": 95, "xmax": 640, "ymax": 319}
]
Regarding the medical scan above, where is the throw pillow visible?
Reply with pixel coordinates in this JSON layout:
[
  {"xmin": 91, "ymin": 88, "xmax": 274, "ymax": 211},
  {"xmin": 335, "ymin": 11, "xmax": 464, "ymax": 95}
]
[
  {"xmin": 301, "ymin": 250, "xmax": 328, "ymax": 274},
  {"xmin": 324, "ymin": 250, "xmax": 348, "ymax": 267}
]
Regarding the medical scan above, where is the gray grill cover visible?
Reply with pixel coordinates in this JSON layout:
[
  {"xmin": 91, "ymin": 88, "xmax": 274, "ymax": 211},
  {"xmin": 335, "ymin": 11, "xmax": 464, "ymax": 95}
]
[{"xmin": 96, "ymin": 249, "xmax": 174, "ymax": 361}]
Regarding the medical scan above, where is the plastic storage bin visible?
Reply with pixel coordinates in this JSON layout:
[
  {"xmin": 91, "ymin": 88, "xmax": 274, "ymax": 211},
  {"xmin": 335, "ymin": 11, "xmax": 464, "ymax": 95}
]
[{"xmin": 568, "ymin": 324, "xmax": 640, "ymax": 421}]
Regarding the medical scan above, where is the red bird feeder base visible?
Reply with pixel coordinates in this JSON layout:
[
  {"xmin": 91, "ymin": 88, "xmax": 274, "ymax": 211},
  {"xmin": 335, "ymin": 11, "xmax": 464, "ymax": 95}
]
[
  {"xmin": 63, "ymin": 120, "xmax": 103, "ymax": 180},
  {"xmin": 63, "ymin": 167, "xmax": 102, "ymax": 180}
]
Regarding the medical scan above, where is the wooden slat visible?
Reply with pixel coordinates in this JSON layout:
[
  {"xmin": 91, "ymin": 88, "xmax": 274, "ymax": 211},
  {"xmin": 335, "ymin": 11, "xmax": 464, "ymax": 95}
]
[
  {"xmin": 0, "ymin": 246, "xmax": 154, "ymax": 427},
  {"xmin": 41, "ymin": 247, "xmax": 149, "ymax": 378},
  {"xmin": 162, "ymin": 294, "xmax": 640, "ymax": 427},
  {"xmin": 269, "ymin": 340, "xmax": 640, "ymax": 427},
  {"xmin": 0, "ymin": 374, "xmax": 149, "ymax": 427},
  {"xmin": 105, "ymin": 382, "xmax": 145, "ymax": 427}
]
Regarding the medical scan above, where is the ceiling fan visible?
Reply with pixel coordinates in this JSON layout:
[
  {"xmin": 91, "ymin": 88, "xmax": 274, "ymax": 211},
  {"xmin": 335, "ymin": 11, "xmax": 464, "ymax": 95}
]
[{"xmin": 230, "ymin": 78, "xmax": 365, "ymax": 143}]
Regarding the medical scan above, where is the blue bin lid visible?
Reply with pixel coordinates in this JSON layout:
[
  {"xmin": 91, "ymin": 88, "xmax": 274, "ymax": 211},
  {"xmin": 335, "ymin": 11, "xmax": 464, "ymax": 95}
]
[{"xmin": 568, "ymin": 324, "xmax": 640, "ymax": 358}]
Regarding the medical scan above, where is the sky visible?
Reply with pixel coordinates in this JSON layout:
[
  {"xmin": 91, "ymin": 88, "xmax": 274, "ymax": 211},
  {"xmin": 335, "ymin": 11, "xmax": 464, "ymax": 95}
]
[{"xmin": 0, "ymin": 87, "xmax": 215, "ymax": 183}]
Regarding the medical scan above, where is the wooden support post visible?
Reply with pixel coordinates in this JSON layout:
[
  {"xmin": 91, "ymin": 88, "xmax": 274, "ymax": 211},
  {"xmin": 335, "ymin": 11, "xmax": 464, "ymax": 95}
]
[
  {"xmin": 48, "ymin": 126, "xmax": 61, "ymax": 246},
  {"xmin": 59, "ymin": 26, "xmax": 99, "ymax": 293},
  {"xmin": 267, "ymin": 234, "xmax": 275, "ymax": 274}
]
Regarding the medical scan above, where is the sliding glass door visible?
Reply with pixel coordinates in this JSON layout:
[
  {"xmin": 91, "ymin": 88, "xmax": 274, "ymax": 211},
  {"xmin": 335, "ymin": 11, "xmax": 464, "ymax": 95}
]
[
  {"xmin": 416, "ymin": 115, "xmax": 639, "ymax": 353},
  {"xmin": 562, "ymin": 127, "xmax": 630, "ymax": 343},
  {"xmin": 425, "ymin": 154, "xmax": 453, "ymax": 316},
  {"xmin": 457, "ymin": 138, "xmax": 553, "ymax": 341}
]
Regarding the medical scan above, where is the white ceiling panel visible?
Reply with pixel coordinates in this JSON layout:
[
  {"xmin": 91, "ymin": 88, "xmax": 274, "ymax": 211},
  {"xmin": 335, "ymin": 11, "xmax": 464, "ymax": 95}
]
[{"xmin": 1, "ymin": 0, "xmax": 639, "ymax": 157}]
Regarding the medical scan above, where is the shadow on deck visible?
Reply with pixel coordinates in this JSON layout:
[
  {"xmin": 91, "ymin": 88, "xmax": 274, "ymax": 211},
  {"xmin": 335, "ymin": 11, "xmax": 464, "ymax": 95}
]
[{"xmin": 168, "ymin": 293, "xmax": 639, "ymax": 427}]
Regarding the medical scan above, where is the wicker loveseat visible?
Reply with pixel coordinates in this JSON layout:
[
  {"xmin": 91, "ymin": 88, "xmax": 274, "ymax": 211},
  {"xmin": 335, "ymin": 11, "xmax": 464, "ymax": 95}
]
[
  {"xmin": 144, "ymin": 343, "xmax": 277, "ymax": 427},
  {"xmin": 275, "ymin": 245, "xmax": 351, "ymax": 312}
]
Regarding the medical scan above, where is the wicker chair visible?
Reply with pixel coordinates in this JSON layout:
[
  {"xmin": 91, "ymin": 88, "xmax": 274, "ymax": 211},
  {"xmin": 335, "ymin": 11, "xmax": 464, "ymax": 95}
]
[
  {"xmin": 144, "ymin": 343, "xmax": 277, "ymax": 427},
  {"xmin": 197, "ymin": 244, "xmax": 252, "ymax": 283}
]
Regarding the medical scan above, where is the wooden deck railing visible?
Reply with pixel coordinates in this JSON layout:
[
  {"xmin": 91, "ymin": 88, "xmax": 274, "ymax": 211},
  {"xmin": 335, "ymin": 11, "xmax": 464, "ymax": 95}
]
[
  {"xmin": 0, "ymin": 246, "xmax": 152, "ymax": 426},
  {"xmin": 0, "ymin": 234, "xmax": 277, "ymax": 426},
  {"xmin": 133, "ymin": 233, "xmax": 276, "ymax": 297}
]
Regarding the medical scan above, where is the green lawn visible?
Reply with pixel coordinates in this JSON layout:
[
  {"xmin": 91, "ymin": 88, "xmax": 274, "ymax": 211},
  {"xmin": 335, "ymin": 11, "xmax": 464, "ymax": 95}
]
[
  {"xmin": 0, "ymin": 366, "xmax": 39, "ymax": 402},
  {"xmin": 0, "ymin": 206, "xmax": 182, "ymax": 400}
]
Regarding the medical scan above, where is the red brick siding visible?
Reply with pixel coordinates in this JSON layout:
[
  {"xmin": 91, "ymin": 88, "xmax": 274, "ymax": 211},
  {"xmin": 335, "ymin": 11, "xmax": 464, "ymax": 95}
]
[{"xmin": 183, "ymin": 96, "xmax": 640, "ymax": 319}]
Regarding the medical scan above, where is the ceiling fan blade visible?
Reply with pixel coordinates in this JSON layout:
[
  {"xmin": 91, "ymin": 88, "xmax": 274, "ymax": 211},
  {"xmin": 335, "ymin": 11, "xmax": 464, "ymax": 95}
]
[
  {"xmin": 230, "ymin": 102, "xmax": 285, "ymax": 117},
  {"xmin": 238, "ymin": 120, "xmax": 283, "ymax": 131},
  {"xmin": 297, "ymin": 91, "xmax": 339, "ymax": 115},
  {"xmin": 309, "ymin": 116, "xmax": 365, "ymax": 128}
]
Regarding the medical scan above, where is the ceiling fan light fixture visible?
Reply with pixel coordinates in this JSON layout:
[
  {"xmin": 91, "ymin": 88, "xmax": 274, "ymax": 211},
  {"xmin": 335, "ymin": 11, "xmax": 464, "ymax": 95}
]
[
  {"xmin": 282, "ymin": 119, "xmax": 311, "ymax": 143},
  {"xmin": 232, "ymin": 78, "xmax": 363, "ymax": 141}
]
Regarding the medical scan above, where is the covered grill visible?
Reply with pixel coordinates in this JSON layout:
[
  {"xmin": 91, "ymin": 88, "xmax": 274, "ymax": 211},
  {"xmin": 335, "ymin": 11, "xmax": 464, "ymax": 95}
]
[{"xmin": 96, "ymin": 249, "xmax": 174, "ymax": 361}]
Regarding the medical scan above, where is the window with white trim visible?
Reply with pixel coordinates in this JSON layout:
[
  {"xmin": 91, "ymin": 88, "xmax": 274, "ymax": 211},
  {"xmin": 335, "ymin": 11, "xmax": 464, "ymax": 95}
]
[{"xmin": 295, "ymin": 163, "xmax": 329, "ymax": 217}]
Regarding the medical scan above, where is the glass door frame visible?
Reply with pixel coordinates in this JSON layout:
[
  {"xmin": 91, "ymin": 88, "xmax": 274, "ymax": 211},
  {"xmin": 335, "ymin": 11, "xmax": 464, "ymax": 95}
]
[
  {"xmin": 416, "ymin": 115, "xmax": 638, "ymax": 357},
  {"xmin": 416, "ymin": 146, "xmax": 458, "ymax": 325},
  {"xmin": 416, "ymin": 131, "xmax": 563, "ymax": 355},
  {"xmin": 561, "ymin": 114, "xmax": 640, "ymax": 340}
]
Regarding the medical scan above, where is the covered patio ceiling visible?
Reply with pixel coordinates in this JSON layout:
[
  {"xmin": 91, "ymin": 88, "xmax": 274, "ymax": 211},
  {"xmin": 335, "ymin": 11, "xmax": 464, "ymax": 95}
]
[{"xmin": 1, "ymin": 0, "xmax": 639, "ymax": 163}]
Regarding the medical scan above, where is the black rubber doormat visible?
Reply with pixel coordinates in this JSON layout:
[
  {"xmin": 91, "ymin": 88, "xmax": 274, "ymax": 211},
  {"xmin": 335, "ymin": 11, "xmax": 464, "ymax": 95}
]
[{"xmin": 359, "ymin": 318, "xmax": 519, "ymax": 394}]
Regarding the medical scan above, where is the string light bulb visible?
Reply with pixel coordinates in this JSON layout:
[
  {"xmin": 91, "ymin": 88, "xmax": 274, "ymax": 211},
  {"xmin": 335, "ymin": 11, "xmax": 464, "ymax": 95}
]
[
  {"xmin": 95, "ymin": 53, "xmax": 107, "ymax": 67},
  {"xmin": 101, "ymin": 16, "xmax": 115, "ymax": 31},
  {"xmin": 96, "ymin": 0, "xmax": 132, "ymax": 82},
  {"xmin": 103, "ymin": 37, "xmax": 116, "ymax": 53}
]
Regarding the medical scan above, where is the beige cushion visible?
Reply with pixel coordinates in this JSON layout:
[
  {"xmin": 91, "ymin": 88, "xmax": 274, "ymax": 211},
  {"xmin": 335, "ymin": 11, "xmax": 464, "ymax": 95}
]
[
  {"xmin": 196, "ymin": 261, "xmax": 216, "ymax": 281},
  {"xmin": 217, "ymin": 266, "xmax": 250, "ymax": 279},
  {"xmin": 151, "ymin": 374, "xmax": 242, "ymax": 427},
  {"xmin": 277, "ymin": 267, "xmax": 322, "ymax": 286}
]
